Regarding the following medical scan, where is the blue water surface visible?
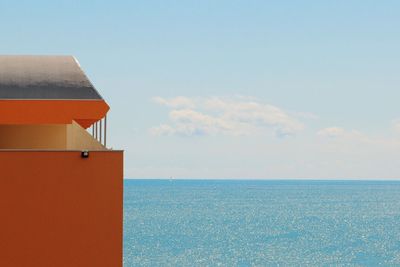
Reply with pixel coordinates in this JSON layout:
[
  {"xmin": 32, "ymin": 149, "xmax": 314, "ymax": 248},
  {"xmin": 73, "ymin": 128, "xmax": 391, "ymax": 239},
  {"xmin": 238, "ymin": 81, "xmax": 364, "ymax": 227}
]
[{"xmin": 124, "ymin": 180, "xmax": 400, "ymax": 266}]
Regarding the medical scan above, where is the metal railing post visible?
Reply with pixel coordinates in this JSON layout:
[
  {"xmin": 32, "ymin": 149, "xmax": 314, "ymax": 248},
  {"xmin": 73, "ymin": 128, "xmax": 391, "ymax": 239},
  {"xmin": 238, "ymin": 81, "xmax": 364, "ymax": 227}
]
[
  {"xmin": 99, "ymin": 119, "xmax": 102, "ymax": 144},
  {"xmin": 95, "ymin": 122, "xmax": 98, "ymax": 140},
  {"xmin": 104, "ymin": 114, "xmax": 107, "ymax": 147}
]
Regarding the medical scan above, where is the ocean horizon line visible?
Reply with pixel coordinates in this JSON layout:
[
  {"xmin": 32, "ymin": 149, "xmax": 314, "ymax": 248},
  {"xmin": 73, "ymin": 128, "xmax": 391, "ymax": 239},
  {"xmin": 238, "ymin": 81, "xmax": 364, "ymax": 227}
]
[{"xmin": 123, "ymin": 177, "xmax": 400, "ymax": 182}]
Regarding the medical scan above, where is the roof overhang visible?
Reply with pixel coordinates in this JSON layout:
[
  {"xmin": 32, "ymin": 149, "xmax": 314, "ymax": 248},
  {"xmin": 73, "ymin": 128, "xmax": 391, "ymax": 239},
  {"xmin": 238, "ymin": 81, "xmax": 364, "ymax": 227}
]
[
  {"xmin": 0, "ymin": 99, "xmax": 109, "ymax": 129},
  {"xmin": 0, "ymin": 55, "xmax": 110, "ymax": 128}
]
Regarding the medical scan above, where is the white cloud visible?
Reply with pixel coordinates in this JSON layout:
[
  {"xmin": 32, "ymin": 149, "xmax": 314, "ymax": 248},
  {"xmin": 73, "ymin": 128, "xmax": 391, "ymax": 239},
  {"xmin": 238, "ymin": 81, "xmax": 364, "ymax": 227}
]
[
  {"xmin": 316, "ymin": 126, "xmax": 400, "ymax": 151},
  {"xmin": 152, "ymin": 96, "xmax": 195, "ymax": 109},
  {"xmin": 150, "ymin": 96, "xmax": 305, "ymax": 137},
  {"xmin": 148, "ymin": 124, "xmax": 175, "ymax": 136},
  {"xmin": 392, "ymin": 119, "xmax": 400, "ymax": 134},
  {"xmin": 317, "ymin": 127, "xmax": 347, "ymax": 138},
  {"xmin": 316, "ymin": 127, "xmax": 369, "ymax": 142}
]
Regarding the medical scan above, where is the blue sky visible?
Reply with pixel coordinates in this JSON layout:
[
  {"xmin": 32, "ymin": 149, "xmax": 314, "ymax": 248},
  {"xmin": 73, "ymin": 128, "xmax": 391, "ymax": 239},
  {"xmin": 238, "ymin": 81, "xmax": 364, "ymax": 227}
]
[{"xmin": 1, "ymin": 1, "xmax": 400, "ymax": 178}]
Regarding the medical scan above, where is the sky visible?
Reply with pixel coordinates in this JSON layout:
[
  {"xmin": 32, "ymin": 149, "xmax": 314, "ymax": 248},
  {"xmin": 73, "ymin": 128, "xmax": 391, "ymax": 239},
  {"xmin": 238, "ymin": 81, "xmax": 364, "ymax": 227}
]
[{"xmin": 1, "ymin": 1, "xmax": 400, "ymax": 179}]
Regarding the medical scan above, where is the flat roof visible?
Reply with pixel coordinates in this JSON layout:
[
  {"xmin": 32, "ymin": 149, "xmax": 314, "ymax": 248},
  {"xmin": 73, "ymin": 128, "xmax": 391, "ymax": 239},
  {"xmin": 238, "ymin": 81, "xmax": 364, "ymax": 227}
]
[{"xmin": 0, "ymin": 55, "xmax": 102, "ymax": 100}]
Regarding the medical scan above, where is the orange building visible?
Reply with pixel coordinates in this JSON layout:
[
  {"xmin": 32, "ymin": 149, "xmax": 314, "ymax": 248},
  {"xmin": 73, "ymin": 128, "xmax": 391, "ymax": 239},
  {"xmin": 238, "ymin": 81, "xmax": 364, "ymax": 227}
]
[{"xmin": 0, "ymin": 56, "xmax": 123, "ymax": 267}]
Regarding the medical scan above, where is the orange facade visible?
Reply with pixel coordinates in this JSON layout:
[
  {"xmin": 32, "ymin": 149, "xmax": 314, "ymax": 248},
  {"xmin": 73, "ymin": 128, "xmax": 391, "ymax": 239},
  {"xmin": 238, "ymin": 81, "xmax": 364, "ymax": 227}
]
[
  {"xmin": 0, "ymin": 100, "xmax": 109, "ymax": 129},
  {"xmin": 0, "ymin": 151, "xmax": 123, "ymax": 267}
]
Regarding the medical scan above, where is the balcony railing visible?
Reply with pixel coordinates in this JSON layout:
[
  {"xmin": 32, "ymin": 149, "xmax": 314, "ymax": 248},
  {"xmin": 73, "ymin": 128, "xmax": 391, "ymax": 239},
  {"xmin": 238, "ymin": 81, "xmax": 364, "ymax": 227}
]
[{"xmin": 91, "ymin": 114, "xmax": 107, "ymax": 147}]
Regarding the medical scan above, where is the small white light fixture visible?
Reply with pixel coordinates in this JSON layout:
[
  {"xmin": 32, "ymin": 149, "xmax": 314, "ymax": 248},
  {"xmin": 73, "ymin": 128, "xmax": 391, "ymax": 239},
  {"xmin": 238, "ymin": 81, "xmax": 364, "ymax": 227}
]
[{"xmin": 81, "ymin": 150, "xmax": 89, "ymax": 158}]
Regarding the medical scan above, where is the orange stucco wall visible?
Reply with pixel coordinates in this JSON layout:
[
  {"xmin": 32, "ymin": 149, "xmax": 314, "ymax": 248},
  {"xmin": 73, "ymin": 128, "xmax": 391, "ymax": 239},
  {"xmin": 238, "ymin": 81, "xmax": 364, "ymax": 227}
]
[{"xmin": 0, "ymin": 150, "xmax": 123, "ymax": 267}]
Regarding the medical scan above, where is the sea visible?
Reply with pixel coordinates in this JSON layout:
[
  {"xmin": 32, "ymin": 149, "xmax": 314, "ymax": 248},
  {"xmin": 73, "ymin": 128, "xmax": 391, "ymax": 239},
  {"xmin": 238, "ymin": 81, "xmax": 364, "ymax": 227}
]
[{"xmin": 123, "ymin": 179, "xmax": 400, "ymax": 266}]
